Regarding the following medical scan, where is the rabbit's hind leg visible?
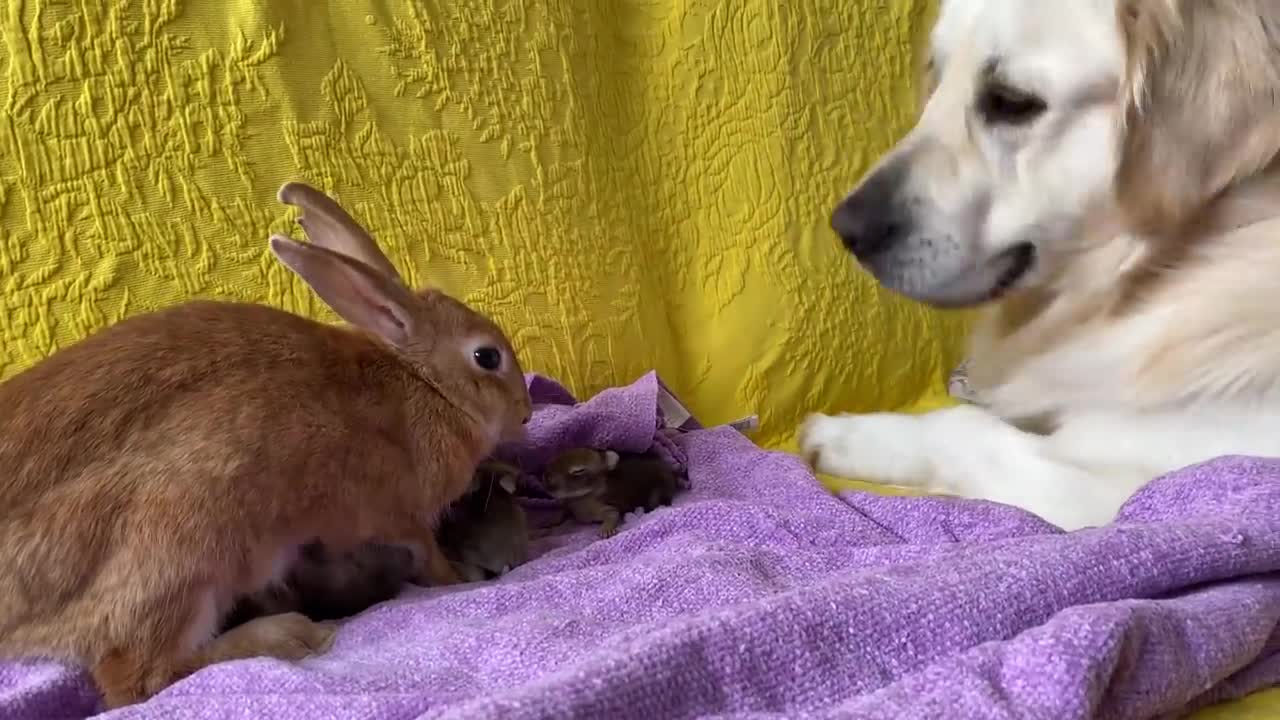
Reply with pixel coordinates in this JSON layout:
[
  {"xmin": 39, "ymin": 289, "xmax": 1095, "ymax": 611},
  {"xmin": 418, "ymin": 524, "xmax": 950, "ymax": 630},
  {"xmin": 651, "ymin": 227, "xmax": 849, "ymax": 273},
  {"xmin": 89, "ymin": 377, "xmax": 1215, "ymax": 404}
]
[
  {"xmin": 90, "ymin": 587, "xmax": 222, "ymax": 708},
  {"xmin": 91, "ymin": 589, "xmax": 335, "ymax": 709},
  {"xmin": 187, "ymin": 611, "xmax": 336, "ymax": 671}
]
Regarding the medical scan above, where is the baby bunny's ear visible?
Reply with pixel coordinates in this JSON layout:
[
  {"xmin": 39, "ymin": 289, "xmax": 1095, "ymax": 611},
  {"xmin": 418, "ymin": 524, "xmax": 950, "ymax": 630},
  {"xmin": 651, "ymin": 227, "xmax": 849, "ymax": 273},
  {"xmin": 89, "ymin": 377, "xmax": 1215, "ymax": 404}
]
[
  {"xmin": 277, "ymin": 182, "xmax": 403, "ymax": 283},
  {"xmin": 270, "ymin": 234, "xmax": 417, "ymax": 349}
]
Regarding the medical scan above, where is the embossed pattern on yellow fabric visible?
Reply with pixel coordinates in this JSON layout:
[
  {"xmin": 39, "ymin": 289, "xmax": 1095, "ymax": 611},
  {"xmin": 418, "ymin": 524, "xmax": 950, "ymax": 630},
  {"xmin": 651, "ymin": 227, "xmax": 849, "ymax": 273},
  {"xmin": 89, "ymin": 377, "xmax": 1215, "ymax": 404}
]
[
  {"xmin": 0, "ymin": 2, "xmax": 1266, "ymax": 715},
  {"xmin": 0, "ymin": 0, "xmax": 966, "ymax": 450}
]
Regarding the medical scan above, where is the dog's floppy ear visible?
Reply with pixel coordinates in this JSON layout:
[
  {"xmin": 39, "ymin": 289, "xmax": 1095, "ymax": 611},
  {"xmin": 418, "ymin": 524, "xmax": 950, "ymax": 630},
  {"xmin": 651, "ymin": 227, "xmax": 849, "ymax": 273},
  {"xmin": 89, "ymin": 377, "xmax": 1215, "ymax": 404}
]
[{"xmin": 1116, "ymin": 0, "xmax": 1280, "ymax": 237}]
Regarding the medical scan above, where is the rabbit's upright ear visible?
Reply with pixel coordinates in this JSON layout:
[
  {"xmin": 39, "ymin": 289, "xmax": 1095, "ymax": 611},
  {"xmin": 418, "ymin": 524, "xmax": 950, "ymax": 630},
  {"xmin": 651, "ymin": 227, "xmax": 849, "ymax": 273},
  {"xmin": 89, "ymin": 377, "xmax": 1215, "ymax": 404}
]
[
  {"xmin": 270, "ymin": 234, "xmax": 418, "ymax": 348},
  {"xmin": 277, "ymin": 182, "xmax": 403, "ymax": 283}
]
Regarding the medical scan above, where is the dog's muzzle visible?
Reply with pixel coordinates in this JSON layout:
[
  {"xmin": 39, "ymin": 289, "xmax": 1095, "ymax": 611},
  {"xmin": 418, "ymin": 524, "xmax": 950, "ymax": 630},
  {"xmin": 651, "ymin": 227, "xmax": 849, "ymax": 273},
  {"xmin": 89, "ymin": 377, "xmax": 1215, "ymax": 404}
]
[{"xmin": 830, "ymin": 163, "xmax": 910, "ymax": 263}]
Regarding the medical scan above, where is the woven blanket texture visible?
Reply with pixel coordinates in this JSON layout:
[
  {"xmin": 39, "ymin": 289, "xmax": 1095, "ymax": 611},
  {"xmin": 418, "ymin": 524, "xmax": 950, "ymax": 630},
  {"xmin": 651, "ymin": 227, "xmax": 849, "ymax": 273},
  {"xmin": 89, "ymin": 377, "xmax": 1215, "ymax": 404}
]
[{"xmin": 0, "ymin": 373, "xmax": 1278, "ymax": 719}]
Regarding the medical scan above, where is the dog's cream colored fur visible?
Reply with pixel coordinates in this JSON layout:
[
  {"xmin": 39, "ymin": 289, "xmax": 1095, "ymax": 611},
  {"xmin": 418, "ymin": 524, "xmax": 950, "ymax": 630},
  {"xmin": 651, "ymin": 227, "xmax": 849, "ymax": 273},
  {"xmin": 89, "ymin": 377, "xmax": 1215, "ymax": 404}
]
[{"xmin": 799, "ymin": 0, "xmax": 1280, "ymax": 530}]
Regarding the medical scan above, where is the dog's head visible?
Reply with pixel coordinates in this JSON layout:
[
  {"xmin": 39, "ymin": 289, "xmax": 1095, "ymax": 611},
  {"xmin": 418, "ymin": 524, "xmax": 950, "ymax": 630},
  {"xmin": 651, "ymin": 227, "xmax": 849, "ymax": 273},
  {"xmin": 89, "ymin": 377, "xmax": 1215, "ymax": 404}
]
[{"xmin": 833, "ymin": 0, "xmax": 1280, "ymax": 307}]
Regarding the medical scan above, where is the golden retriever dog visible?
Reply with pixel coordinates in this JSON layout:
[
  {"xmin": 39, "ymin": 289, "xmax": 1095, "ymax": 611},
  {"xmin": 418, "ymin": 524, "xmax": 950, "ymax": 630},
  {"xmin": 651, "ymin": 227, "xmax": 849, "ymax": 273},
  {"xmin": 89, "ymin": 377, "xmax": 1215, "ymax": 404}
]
[{"xmin": 798, "ymin": 0, "xmax": 1280, "ymax": 530}]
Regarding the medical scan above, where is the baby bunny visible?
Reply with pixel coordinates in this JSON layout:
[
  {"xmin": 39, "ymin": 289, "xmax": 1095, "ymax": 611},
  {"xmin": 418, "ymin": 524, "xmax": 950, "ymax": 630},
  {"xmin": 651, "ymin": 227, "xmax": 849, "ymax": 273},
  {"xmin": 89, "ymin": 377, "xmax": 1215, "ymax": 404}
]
[
  {"xmin": 543, "ymin": 448, "xmax": 680, "ymax": 538},
  {"xmin": 0, "ymin": 182, "xmax": 532, "ymax": 708},
  {"xmin": 221, "ymin": 541, "xmax": 417, "ymax": 630},
  {"xmin": 438, "ymin": 460, "xmax": 531, "ymax": 582}
]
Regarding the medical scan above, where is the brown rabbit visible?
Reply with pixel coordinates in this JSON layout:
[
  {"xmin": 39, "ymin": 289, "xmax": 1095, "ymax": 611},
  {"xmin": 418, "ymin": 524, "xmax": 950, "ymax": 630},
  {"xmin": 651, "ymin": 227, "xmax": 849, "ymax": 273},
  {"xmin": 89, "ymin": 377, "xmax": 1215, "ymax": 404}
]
[{"xmin": 0, "ymin": 182, "xmax": 532, "ymax": 709}]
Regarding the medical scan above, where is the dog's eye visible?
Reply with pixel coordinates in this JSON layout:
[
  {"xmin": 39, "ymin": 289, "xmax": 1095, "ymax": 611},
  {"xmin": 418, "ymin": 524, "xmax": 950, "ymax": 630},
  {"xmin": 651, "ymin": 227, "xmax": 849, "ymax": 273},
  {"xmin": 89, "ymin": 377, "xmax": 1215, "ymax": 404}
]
[{"xmin": 977, "ymin": 83, "xmax": 1046, "ymax": 125}]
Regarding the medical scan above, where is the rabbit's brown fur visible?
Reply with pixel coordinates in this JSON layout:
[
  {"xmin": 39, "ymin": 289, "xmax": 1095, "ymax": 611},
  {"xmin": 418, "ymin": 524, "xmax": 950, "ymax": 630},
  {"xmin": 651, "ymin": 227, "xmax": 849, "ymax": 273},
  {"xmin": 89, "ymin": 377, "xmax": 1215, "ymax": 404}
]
[{"xmin": 0, "ymin": 182, "xmax": 532, "ymax": 708}]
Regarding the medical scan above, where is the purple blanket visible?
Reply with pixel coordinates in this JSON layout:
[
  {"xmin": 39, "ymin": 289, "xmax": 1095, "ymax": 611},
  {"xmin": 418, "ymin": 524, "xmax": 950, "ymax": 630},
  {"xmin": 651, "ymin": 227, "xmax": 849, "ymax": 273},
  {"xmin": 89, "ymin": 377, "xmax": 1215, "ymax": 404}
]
[{"xmin": 2, "ymin": 372, "xmax": 1279, "ymax": 719}]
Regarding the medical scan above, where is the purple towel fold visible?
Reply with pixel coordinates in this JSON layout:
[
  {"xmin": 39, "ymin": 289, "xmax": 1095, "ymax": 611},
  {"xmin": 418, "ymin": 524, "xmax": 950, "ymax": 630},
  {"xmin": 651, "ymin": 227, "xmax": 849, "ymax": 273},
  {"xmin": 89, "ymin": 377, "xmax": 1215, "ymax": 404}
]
[{"xmin": 2, "ymin": 372, "xmax": 1278, "ymax": 719}]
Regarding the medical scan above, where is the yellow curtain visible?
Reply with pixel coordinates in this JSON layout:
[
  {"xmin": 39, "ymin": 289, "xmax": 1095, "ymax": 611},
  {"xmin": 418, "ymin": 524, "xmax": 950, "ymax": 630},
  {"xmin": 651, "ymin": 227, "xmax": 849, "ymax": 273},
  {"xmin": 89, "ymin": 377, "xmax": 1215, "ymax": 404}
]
[{"xmin": 0, "ymin": 0, "xmax": 965, "ymax": 450}]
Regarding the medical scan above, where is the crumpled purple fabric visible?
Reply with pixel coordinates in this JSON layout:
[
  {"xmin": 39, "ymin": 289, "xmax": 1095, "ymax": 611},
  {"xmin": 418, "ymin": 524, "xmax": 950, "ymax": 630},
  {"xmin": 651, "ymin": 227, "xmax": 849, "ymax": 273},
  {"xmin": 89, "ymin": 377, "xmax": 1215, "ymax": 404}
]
[{"xmin": 2, "ymin": 372, "xmax": 1279, "ymax": 719}]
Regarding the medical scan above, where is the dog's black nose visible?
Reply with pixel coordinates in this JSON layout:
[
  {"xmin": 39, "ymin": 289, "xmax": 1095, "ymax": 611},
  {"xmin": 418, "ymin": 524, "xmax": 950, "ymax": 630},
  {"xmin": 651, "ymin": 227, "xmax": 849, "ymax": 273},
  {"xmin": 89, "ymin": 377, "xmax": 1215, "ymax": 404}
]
[{"xmin": 830, "ymin": 166, "xmax": 907, "ymax": 260}]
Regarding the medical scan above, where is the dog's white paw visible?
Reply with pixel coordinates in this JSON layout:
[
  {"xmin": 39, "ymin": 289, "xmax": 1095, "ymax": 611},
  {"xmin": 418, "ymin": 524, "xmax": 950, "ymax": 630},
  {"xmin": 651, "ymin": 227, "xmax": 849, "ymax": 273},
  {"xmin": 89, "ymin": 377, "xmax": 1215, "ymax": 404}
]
[{"xmin": 798, "ymin": 412, "xmax": 934, "ymax": 488}]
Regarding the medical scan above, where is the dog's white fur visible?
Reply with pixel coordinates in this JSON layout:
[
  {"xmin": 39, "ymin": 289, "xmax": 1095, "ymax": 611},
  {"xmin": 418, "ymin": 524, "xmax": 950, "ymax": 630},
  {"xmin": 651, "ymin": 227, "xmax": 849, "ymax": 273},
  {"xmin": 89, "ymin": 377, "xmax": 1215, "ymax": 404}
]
[{"xmin": 799, "ymin": 0, "xmax": 1280, "ymax": 530}]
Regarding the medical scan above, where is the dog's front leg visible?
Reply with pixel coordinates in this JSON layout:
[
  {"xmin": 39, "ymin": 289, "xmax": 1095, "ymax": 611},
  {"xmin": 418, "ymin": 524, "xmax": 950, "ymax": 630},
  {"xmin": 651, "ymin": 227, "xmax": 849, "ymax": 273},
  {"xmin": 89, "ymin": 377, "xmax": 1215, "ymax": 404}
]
[{"xmin": 798, "ymin": 404, "xmax": 1141, "ymax": 530}]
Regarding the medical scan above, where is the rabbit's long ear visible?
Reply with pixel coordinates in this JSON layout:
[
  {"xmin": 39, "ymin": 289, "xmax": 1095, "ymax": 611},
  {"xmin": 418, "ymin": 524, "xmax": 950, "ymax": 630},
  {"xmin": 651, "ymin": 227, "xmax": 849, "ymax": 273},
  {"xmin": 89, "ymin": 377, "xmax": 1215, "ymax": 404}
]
[
  {"xmin": 270, "ymin": 234, "xmax": 417, "ymax": 348},
  {"xmin": 277, "ymin": 182, "xmax": 403, "ymax": 283}
]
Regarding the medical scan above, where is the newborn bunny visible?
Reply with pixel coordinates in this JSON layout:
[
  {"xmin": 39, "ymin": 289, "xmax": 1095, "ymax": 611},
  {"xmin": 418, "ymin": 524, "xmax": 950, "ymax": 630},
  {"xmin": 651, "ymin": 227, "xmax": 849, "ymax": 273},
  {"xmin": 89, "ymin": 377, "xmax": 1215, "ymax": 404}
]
[
  {"xmin": 543, "ymin": 448, "xmax": 680, "ymax": 537},
  {"xmin": 229, "ymin": 462, "xmax": 531, "ymax": 626},
  {"xmin": 0, "ymin": 182, "xmax": 532, "ymax": 708},
  {"xmin": 438, "ymin": 460, "xmax": 531, "ymax": 582},
  {"xmin": 221, "ymin": 541, "xmax": 417, "ymax": 630}
]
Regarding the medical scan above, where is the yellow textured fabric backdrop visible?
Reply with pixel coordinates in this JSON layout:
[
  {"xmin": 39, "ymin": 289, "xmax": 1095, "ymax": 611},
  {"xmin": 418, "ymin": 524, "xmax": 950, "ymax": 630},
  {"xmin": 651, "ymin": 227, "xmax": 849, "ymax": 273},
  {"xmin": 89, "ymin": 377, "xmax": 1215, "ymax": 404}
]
[
  {"xmin": 0, "ymin": 1, "xmax": 1269, "ymax": 715},
  {"xmin": 0, "ymin": 0, "xmax": 966, "ymax": 448}
]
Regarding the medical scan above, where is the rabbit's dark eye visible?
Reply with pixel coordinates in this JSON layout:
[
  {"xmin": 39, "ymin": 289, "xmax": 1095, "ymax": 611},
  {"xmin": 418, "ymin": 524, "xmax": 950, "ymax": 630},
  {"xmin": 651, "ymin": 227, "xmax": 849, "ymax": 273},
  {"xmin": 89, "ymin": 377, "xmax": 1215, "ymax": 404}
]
[{"xmin": 473, "ymin": 346, "xmax": 502, "ymax": 371}]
